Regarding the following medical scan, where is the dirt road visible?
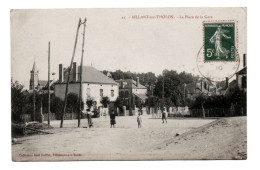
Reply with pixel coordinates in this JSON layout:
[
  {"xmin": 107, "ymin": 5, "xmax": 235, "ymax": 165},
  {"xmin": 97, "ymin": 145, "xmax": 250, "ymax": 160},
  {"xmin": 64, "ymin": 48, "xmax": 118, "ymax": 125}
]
[{"xmin": 12, "ymin": 116, "xmax": 246, "ymax": 161}]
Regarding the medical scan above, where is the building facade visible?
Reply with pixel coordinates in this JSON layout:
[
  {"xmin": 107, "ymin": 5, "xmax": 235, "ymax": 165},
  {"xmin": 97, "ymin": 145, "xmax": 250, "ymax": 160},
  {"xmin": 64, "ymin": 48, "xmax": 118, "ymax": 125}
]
[
  {"xmin": 54, "ymin": 62, "xmax": 119, "ymax": 109},
  {"xmin": 236, "ymin": 54, "xmax": 247, "ymax": 92},
  {"xmin": 185, "ymin": 79, "xmax": 216, "ymax": 100},
  {"xmin": 116, "ymin": 77, "xmax": 147, "ymax": 109}
]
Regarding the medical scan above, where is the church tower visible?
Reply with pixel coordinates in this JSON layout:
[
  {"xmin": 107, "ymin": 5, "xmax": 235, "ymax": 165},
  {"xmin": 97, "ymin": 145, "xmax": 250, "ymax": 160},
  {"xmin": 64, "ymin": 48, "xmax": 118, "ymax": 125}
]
[{"xmin": 29, "ymin": 61, "xmax": 39, "ymax": 90}]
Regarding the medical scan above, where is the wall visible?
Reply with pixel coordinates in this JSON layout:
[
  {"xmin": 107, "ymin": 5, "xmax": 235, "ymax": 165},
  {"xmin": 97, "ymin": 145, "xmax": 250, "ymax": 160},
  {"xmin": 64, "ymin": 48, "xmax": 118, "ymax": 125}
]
[
  {"xmin": 82, "ymin": 83, "xmax": 119, "ymax": 107},
  {"xmin": 54, "ymin": 83, "xmax": 80, "ymax": 100},
  {"xmin": 55, "ymin": 82, "xmax": 119, "ymax": 110}
]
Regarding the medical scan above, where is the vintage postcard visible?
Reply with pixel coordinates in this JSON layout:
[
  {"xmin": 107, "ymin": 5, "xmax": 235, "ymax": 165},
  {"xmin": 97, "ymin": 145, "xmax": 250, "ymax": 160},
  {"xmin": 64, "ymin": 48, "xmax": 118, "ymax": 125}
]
[{"xmin": 11, "ymin": 8, "xmax": 247, "ymax": 161}]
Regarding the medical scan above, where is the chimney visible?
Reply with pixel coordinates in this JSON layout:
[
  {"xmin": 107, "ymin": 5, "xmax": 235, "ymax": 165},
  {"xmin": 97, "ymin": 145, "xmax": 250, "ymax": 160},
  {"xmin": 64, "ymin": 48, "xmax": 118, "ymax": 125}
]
[
  {"xmin": 59, "ymin": 64, "xmax": 64, "ymax": 82},
  {"xmin": 136, "ymin": 77, "xmax": 139, "ymax": 87},
  {"xmin": 72, "ymin": 62, "xmax": 78, "ymax": 82},
  {"xmin": 226, "ymin": 77, "xmax": 229, "ymax": 89},
  {"xmin": 243, "ymin": 54, "xmax": 247, "ymax": 67}
]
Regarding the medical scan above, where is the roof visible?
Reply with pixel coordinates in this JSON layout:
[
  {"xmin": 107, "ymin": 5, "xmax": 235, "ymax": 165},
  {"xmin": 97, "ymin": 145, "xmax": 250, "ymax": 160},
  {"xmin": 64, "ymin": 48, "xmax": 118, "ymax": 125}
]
[
  {"xmin": 38, "ymin": 80, "xmax": 48, "ymax": 86},
  {"xmin": 236, "ymin": 66, "xmax": 247, "ymax": 75},
  {"xmin": 38, "ymin": 80, "xmax": 54, "ymax": 86},
  {"xmin": 116, "ymin": 79, "xmax": 147, "ymax": 89},
  {"xmin": 133, "ymin": 93, "xmax": 148, "ymax": 101},
  {"xmin": 31, "ymin": 61, "xmax": 38, "ymax": 72},
  {"xmin": 81, "ymin": 66, "xmax": 118, "ymax": 85},
  {"xmin": 60, "ymin": 66, "xmax": 118, "ymax": 85},
  {"xmin": 32, "ymin": 61, "xmax": 37, "ymax": 71}
]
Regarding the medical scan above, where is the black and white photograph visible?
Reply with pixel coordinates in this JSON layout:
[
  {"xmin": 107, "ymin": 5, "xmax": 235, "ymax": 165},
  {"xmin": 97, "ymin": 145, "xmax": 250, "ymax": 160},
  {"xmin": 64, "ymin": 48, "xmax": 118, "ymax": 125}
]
[{"xmin": 10, "ymin": 7, "xmax": 247, "ymax": 161}]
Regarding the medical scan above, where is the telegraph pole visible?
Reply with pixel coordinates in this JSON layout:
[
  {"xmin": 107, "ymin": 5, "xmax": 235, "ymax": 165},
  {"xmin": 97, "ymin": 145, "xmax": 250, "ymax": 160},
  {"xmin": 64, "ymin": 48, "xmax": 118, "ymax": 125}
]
[
  {"xmin": 162, "ymin": 72, "xmax": 165, "ymax": 109},
  {"xmin": 48, "ymin": 42, "xmax": 51, "ymax": 126},
  {"xmin": 33, "ymin": 77, "xmax": 35, "ymax": 121},
  {"xmin": 183, "ymin": 83, "xmax": 186, "ymax": 103},
  {"xmin": 60, "ymin": 18, "xmax": 82, "ymax": 128},
  {"xmin": 78, "ymin": 18, "xmax": 87, "ymax": 127}
]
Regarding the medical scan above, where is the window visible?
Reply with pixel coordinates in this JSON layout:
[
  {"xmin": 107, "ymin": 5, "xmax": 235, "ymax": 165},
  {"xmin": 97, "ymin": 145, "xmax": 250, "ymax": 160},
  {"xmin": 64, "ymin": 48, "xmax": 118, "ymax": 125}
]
[
  {"xmin": 125, "ymin": 91, "xmax": 129, "ymax": 98},
  {"xmin": 86, "ymin": 88, "xmax": 91, "ymax": 98},
  {"xmin": 111, "ymin": 90, "xmax": 114, "ymax": 97},
  {"xmin": 100, "ymin": 89, "xmax": 103, "ymax": 97},
  {"xmin": 120, "ymin": 91, "xmax": 124, "ymax": 98}
]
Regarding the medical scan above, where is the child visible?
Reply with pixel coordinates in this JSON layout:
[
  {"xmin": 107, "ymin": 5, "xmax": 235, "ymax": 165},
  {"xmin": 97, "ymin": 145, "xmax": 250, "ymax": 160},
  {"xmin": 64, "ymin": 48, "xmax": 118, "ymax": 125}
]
[
  {"xmin": 162, "ymin": 108, "xmax": 167, "ymax": 124},
  {"xmin": 110, "ymin": 111, "xmax": 116, "ymax": 128},
  {"xmin": 137, "ymin": 111, "xmax": 142, "ymax": 128}
]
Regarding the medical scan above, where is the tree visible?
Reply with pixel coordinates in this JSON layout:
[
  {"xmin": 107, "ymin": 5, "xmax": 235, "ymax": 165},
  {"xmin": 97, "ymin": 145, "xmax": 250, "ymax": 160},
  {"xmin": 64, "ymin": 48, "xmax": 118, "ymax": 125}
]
[
  {"xmin": 115, "ymin": 96, "xmax": 124, "ymax": 111},
  {"xmin": 100, "ymin": 96, "xmax": 110, "ymax": 108},
  {"xmin": 165, "ymin": 97, "xmax": 173, "ymax": 110},
  {"xmin": 86, "ymin": 98, "xmax": 95, "ymax": 110},
  {"xmin": 195, "ymin": 94, "xmax": 207, "ymax": 118},
  {"xmin": 11, "ymin": 80, "xmax": 26, "ymax": 122},
  {"xmin": 50, "ymin": 95, "xmax": 63, "ymax": 119},
  {"xmin": 135, "ymin": 98, "xmax": 143, "ymax": 110},
  {"xmin": 66, "ymin": 93, "xmax": 83, "ymax": 113},
  {"xmin": 153, "ymin": 70, "xmax": 197, "ymax": 107},
  {"xmin": 227, "ymin": 86, "xmax": 246, "ymax": 116},
  {"xmin": 146, "ymin": 96, "xmax": 159, "ymax": 108},
  {"xmin": 102, "ymin": 70, "xmax": 157, "ymax": 86}
]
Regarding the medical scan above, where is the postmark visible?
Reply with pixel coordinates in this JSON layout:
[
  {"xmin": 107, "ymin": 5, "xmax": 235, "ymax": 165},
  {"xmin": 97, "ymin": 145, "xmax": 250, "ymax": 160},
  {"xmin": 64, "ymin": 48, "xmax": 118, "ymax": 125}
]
[
  {"xmin": 203, "ymin": 21, "xmax": 238, "ymax": 62},
  {"xmin": 197, "ymin": 45, "xmax": 240, "ymax": 82}
]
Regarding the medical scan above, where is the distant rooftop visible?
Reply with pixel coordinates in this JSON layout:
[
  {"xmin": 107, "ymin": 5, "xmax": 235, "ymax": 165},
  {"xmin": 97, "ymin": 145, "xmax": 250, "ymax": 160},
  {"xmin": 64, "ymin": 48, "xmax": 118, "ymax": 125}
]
[
  {"xmin": 116, "ymin": 79, "xmax": 146, "ymax": 89},
  {"xmin": 59, "ymin": 66, "xmax": 118, "ymax": 85}
]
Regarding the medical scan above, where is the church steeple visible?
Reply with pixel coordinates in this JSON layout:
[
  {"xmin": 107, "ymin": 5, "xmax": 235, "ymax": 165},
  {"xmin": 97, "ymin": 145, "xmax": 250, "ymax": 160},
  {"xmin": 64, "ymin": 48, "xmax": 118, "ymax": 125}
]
[
  {"xmin": 32, "ymin": 61, "xmax": 38, "ymax": 72},
  {"xmin": 30, "ymin": 61, "xmax": 39, "ymax": 90}
]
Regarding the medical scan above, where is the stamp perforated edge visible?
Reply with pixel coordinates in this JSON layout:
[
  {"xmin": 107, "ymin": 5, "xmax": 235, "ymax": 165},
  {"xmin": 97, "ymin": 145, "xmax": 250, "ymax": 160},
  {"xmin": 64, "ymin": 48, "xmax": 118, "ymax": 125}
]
[{"xmin": 202, "ymin": 20, "xmax": 239, "ymax": 63}]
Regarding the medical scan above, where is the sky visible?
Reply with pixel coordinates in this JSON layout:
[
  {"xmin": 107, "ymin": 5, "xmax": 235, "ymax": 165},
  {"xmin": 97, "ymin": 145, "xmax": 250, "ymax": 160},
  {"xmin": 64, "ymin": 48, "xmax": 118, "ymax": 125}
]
[{"xmin": 11, "ymin": 8, "xmax": 247, "ymax": 89}]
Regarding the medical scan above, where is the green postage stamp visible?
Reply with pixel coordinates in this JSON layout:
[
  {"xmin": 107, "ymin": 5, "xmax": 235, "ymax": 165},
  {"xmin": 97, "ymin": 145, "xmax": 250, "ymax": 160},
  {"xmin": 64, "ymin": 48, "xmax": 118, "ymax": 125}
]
[{"xmin": 204, "ymin": 21, "xmax": 237, "ymax": 62}]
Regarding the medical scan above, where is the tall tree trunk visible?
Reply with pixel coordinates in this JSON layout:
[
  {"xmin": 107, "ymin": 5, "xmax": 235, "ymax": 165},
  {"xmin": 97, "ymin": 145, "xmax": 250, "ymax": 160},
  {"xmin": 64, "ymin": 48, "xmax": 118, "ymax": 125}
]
[{"xmin": 202, "ymin": 102, "xmax": 205, "ymax": 118}]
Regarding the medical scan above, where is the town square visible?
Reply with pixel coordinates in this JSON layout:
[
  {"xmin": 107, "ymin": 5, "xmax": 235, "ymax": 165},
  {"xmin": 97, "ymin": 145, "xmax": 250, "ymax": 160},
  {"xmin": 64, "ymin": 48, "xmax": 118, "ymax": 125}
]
[{"xmin": 11, "ymin": 8, "xmax": 247, "ymax": 161}]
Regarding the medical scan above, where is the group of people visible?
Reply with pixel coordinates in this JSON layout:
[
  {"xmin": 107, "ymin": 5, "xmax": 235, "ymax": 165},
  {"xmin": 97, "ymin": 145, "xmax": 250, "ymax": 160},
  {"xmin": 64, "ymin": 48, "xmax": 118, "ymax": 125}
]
[
  {"xmin": 84, "ymin": 109, "xmax": 117, "ymax": 128},
  {"xmin": 84, "ymin": 108, "xmax": 168, "ymax": 128}
]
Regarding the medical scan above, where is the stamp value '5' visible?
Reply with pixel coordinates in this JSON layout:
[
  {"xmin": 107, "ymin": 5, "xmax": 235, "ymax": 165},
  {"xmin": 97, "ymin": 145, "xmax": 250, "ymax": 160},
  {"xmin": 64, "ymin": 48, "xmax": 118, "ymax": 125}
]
[{"xmin": 204, "ymin": 21, "xmax": 237, "ymax": 62}]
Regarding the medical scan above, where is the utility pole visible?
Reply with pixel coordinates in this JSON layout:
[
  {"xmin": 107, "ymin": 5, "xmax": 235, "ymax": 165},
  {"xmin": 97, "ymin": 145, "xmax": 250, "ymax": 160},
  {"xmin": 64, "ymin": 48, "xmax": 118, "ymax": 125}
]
[
  {"xmin": 33, "ymin": 75, "xmax": 35, "ymax": 122},
  {"xmin": 78, "ymin": 18, "xmax": 87, "ymax": 128},
  {"xmin": 183, "ymin": 83, "xmax": 186, "ymax": 103},
  {"xmin": 60, "ymin": 18, "xmax": 82, "ymax": 128},
  {"xmin": 48, "ymin": 42, "xmax": 51, "ymax": 126},
  {"xmin": 40, "ymin": 97, "xmax": 42, "ymax": 116},
  {"xmin": 162, "ymin": 72, "xmax": 165, "ymax": 109}
]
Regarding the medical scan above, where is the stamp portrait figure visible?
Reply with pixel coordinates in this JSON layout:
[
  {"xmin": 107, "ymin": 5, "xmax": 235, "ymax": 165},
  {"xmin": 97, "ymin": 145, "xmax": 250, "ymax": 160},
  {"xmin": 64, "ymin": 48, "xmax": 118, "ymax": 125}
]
[{"xmin": 210, "ymin": 25, "xmax": 231, "ymax": 59}]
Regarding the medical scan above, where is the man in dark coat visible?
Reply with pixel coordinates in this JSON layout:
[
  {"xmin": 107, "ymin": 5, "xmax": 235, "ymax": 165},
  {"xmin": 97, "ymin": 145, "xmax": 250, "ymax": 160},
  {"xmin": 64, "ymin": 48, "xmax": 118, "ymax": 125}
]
[{"xmin": 110, "ymin": 111, "xmax": 116, "ymax": 128}]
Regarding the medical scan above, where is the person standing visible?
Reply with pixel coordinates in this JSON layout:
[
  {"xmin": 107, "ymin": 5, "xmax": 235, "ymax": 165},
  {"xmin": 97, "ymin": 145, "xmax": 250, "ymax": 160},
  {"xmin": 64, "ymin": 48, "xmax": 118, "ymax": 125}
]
[
  {"xmin": 137, "ymin": 111, "xmax": 142, "ymax": 128},
  {"xmin": 110, "ymin": 111, "xmax": 116, "ymax": 128},
  {"xmin": 154, "ymin": 107, "xmax": 158, "ymax": 119},
  {"xmin": 162, "ymin": 108, "xmax": 167, "ymax": 124},
  {"xmin": 87, "ymin": 109, "xmax": 93, "ymax": 128}
]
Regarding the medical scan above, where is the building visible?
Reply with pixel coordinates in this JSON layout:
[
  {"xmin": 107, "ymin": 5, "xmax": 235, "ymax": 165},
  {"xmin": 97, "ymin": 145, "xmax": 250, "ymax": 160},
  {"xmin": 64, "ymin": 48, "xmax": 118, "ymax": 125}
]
[
  {"xmin": 224, "ymin": 54, "xmax": 247, "ymax": 95},
  {"xmin": 29, "ymin": 61, "xmax": 54, "ymax": 91},
  {"xmin": 54, "ymin": 62, "xmax": 119, "ymax": 109},
  {"xmin": 236, "ymin": 54, "xmax": 247, "ymax": 92},
  {"xmin": 115, "ymin": 77, "xmax": 147, "ymax": 109},
  {"xmin": 185, "ymin": 79, "xmax": 216, "ymax": 100}
]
